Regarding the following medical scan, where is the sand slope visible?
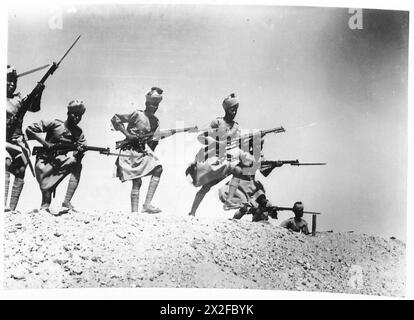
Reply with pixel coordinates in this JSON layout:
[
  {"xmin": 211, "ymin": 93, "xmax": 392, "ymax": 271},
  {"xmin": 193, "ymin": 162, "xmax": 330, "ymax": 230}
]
[{"xmin": 4, "ymin": 209, "xmax": 405, "ymax": 297}]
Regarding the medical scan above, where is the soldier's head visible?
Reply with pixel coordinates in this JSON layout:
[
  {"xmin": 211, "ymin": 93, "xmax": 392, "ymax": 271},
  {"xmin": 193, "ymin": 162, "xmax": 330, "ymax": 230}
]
[
  {"xmin": 67, "ymin": 100, "xmax": 86, "ymax": 125},
  {"xmin": 222, "ymin": 93, "xmax": 239, "ymax": 121},
  {"xmin": 145, "ymin": 87, "xmax": 163, "ymax": 114},
  {"xmin": 7, "ymin": 65, "xmax": 17, "ymax": 97},
  {"xmin": 293, "ymin": 201, "xmax": 304, "ymax": 219}
]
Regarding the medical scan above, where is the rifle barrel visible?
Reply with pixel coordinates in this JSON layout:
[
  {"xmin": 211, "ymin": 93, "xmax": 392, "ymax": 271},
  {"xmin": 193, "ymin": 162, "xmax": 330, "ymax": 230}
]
[
  {"xmin": 85, "ymin": 146, "xmax": 109, "ymax": 152},
  {"xmin": 57, "ymin": 35, "xmax": 82, "ymax": 66},
  {"xmin": 291, "ymin": 162, "xmax": 327, "ymax": 166}
]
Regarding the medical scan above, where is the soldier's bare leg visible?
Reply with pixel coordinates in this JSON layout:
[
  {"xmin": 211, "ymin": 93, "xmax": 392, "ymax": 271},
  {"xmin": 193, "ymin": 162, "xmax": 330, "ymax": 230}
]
[
  {"xmin": 142, "ymin": 165, "xmax": 163, "ymax": 214},
  {"xmin": 131, "ymin": 178, "xmax": 142, "ymax": 214},
  {"xmin": 189, "ymin": 180, "xmax": 217, "ymax": 216},
  {"xmin": 223, "ymin": 176, "xmax": 242, "ymax": 210},
  {"xmin": 62, "ymin": 165, "xmax": 82, "ymax": 210},
  {"xmin": 223, "ymin": 165, "xmax": 246, "ymax": 210}
]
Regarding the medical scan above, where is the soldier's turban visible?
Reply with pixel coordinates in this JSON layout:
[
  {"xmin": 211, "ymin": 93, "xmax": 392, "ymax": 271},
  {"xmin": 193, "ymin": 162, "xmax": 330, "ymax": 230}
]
[
  {"xmin": 293, "ymin": 201, "xmax": 304, "ymax": 212},
  {"xmin": 222, "ymin": 93, "xmax": 239, "ymax": 111},
  {"xmin": 67, "ymin": 100, "xmax": 86, "ymax": 115},
  {"xmin": 7, "ymin": 65, "xmax": 17, "ymax": 82},
  {"xmin": 145, "ymin": 87, "xmax": 163, "ymax": 105}
]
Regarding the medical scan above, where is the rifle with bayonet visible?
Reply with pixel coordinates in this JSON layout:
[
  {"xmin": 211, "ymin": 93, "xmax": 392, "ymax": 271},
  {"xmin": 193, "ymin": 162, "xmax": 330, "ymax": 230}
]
[
  {"xmin": 260, "ymin": 160, "xmax": 326, "ymax": 176},
  {"xmin": 32, "ymin": 142, "xmax": 131, "ymax": 158},
  {"xmin": 197, "ymin": 126, "xmax": 286, "ymax": 162},
  {"xmin": 115, "ymin": 126, "xmax": 198, "ymax": 150},
  {"xmin": 6, "ymin": 35, "xmax": 82, "ymax": 139}
]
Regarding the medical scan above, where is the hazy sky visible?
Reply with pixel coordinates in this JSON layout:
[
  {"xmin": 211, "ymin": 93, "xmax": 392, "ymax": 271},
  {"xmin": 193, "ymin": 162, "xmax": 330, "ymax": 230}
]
[{"xmin": 7, "ymin": 4, "xmax": 408, "ymax": 240}]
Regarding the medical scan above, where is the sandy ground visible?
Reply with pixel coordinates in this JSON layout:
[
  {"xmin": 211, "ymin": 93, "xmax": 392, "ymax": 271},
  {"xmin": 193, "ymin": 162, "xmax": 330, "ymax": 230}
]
[{"xmin": 3, "ymin": 208, "xmax": 405, "ymax": 297}]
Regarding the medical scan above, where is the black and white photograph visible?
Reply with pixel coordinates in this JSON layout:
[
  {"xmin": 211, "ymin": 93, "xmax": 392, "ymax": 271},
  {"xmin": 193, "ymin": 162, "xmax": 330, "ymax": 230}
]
[{"xmin": 2, "ymin": 0, "xmax": 410, "ymax": 299}]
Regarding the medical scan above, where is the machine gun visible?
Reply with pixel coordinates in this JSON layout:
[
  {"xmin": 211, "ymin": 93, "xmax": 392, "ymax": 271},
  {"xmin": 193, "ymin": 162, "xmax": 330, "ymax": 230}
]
[
  {"xmin": 115, "ymin": 126, "xmax": 198, "ymax": 150},
  {"xmin": 6, "ymin": 35, "xmax": 81, "ymax": 139}
]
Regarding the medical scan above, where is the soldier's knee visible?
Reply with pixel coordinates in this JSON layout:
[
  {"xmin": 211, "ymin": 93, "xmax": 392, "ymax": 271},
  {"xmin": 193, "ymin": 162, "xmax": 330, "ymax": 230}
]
[
  {"xmin": 231, "ymin": 166, "xmax": 244, "ymax": 178},
  {"xmin": 5, "ymin": 158, "xmax": 11, "ymax": 171},
  {"xmin": 15, "ymin": 166, "xmax": 26, "ymax": 179},
  {"xmin": 132, "ymin": 178, "xmax": 142, "ymax": 189},
  {"xmin": 153, "ymin": 165, "xmax": 163, "ymax": 177},
  {"xmin": 73, "ymin": 163, "xmax": 83, "ymax": 175}
]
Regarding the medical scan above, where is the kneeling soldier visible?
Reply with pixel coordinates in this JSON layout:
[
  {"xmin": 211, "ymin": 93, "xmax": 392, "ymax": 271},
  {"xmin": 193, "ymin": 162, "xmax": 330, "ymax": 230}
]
[{"xmin": 25, "ymin": 100, "xmax": 86, "ymax": 213}]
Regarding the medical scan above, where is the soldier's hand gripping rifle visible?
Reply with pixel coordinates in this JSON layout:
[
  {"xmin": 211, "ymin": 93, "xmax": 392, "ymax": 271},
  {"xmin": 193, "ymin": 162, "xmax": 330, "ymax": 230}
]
[
  {"xmin": 115, "ymin": 126, "xmax": 198, "ymax": 150},
  {"xmin": 197, "ymin": 126, "xmax": 286, "ymax": 162},
  {"xmin": 6, "ymin": 35, "xmax": 82, "ymax": 139}
]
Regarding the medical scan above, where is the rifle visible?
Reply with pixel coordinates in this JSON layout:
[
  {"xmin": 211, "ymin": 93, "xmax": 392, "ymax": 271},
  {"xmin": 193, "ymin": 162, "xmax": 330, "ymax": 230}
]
[
  {"xmin": 115, "ymin": 126, "xmax": 198, "ymax": 150},
  {"xmin": 197, "ymin": 126, "xmax": 286, "ymax": 162},
  {"xmin": 32, "ymin": 143, "xmax": 132, "ymax": 158},
  {"xmin": 265, "ymin": 160, "xmax": 326, "ymax": 166},
  {"xmin": 260, "ymin": 159, "xmax": 326, "ymax": 176},
  {"xmin": 6, "ymin": 35, "xmax": 81, "ymax": 139}
]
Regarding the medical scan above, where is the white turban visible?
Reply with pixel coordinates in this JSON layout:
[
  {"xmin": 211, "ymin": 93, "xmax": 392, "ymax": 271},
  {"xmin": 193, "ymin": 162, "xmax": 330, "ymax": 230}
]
[
  {"xmin": 222, "ymin": 93, "xmax": 239, "ymax": 110},
  {"xmin": 145, "ymin": 87, "xmax": 163, "ymax": 105},
  {"xmin": 67, "ymin": 100, "xmax": 86, "ymax": 115}
]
